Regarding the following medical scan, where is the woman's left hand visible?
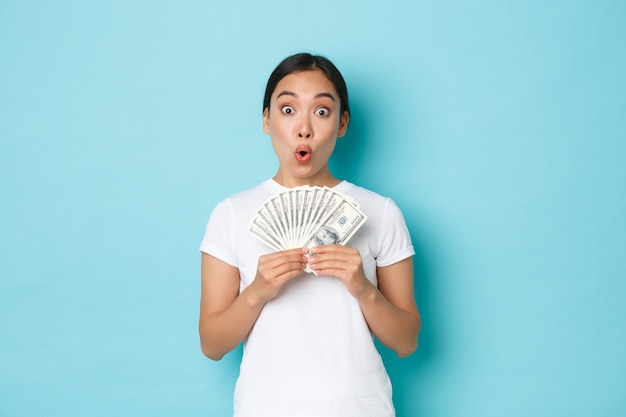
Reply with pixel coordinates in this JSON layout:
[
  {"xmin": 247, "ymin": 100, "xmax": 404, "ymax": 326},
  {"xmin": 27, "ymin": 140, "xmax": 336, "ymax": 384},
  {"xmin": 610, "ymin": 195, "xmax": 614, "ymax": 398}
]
[
  {"xmin": 309, "ymin": 245, "xmax": 421, "ymax": 357},
  {"xmin": 306, "ymin": 245, "xmax": 374, "ymax": 300}
]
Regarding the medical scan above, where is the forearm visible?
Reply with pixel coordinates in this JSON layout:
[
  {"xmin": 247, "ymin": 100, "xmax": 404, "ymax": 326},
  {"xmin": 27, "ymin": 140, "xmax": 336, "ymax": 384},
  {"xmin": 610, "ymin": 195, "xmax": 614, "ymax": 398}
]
[
  {"xmin": 357, "ymin": 283, "xmax": 421, "ymax": 357},
  {"xmin": 199, "ymin": 286, "xmax": 265, "ymax": 360}
]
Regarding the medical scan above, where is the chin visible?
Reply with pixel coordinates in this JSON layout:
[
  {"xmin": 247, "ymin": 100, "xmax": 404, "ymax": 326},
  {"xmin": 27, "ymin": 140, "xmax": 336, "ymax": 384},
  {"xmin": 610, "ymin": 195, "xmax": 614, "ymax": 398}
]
[{"xmin": 291, "ymin": 168, "xmax": 317, "ymax": 179}]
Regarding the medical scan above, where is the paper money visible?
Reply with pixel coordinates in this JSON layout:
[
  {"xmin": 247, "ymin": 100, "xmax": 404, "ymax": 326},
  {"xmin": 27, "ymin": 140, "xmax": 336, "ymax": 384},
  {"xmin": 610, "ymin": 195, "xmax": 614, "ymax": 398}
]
[{"xmin": 249, "ymin": 186, "xmax": 367, "ymax": 274}]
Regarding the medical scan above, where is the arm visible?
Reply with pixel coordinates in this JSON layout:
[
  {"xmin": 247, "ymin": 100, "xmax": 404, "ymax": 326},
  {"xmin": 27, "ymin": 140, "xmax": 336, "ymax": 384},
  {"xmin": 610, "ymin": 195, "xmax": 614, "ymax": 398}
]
[
  {"xmin": 360, "ymin": 257, "xmax": 421, "ymax": 357},
  {"xmin": 199, "ymin": 249, "xmax": 308, "ymax": 360},
  {"xmin": 307, "ymin": 246, "xmax": 420, "ymax": 357}
]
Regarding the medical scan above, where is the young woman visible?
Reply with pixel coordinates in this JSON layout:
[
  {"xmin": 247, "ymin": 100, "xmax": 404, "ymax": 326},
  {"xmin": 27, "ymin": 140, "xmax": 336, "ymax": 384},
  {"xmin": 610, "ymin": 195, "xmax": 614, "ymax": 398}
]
[{"xmin": 199, "ymin": 53, "xmax": 420, "ymax": 417}]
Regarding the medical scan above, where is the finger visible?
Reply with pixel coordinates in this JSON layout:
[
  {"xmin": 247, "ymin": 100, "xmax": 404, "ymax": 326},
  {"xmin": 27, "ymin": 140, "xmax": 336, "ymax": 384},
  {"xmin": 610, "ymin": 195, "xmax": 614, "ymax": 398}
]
[
  {"xmin": 268, "ymin": 250, "xmax": 308, "ymax": 277},
  {"xmin": 259, "ymin": 260, "xmax": 306, "ymax": 281},
  {"xmin": 308, "ymin": 250, "xmax": 359, "ymax": 266},
  {"xmin": 309, "ymin": 255, "xmax": 349, "ymax": 266},
  {"xmin": 310, "ymin": 252, "xmax": 363, "ymax": 272},
  {"xmin": 275, "ymin": 265, "xmax": 307, "ymax": 282},
  {"xmin": 262, "ymin": 248, "xmax": 309, "ymax": 268},
  {"xmin": 309, "ymin": 245, "xmax": 356, "ymax": 256}
]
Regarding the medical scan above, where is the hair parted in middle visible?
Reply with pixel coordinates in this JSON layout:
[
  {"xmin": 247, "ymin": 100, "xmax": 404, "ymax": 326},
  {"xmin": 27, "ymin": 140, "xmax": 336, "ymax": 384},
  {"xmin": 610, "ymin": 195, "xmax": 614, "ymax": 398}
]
[{"xmin": 263, "ymin": 52, "xmax": 350, "ymax": 116}]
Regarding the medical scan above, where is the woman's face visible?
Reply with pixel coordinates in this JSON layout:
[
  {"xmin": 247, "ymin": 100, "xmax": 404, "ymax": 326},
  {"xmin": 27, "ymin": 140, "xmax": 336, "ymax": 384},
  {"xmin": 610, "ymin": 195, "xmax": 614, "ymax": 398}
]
[{"xmin": 264, "ymin": 69, "xmax": 349, "ymax": 187}]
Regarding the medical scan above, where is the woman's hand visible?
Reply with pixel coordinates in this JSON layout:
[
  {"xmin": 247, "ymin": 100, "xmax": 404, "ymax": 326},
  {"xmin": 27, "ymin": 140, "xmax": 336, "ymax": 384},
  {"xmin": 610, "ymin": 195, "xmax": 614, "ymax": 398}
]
[
  {"xmin": 306, "ymin": 245, "xmax": 374, "ymax": 299},
  {"xmin": 307, "ymin": 248, "xmax": 420, "ymax": 357},
  {"xmin": 249, "ymin": 247, "xmax": 310, "ymax": 305},
  {"xmin": 200, "ymin": 248, "xmax": 308, "ymax": 360}
]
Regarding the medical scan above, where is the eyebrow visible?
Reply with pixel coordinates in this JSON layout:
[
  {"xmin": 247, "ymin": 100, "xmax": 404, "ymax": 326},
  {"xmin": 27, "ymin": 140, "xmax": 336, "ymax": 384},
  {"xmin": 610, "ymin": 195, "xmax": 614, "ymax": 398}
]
[{"xmin": 276, "ymin": 90, "xmax": 336, "ymax": 101}]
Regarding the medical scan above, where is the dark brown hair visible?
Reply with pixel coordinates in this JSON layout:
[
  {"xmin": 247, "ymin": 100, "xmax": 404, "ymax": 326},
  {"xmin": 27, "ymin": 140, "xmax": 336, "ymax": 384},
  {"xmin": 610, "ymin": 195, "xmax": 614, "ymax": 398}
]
[{"xmin": 263, "ymin": 53, "xmax": 350, "ymax": 116}]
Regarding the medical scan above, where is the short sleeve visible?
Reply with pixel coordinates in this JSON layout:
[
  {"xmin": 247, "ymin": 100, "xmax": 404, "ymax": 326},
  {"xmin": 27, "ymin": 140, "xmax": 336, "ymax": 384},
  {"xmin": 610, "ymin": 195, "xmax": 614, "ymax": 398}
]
[
  {"xmin": 199, "ymin": 198, "xmax": 238, "ymax": 267},
  {"xmin": 375, "ymin": 198, "xmax": 415, "ymax": 267}
]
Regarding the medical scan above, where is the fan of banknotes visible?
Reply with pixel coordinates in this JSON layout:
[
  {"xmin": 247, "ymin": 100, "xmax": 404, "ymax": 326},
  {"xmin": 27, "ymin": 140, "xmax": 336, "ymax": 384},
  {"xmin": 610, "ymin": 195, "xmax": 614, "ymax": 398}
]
[{"xmin": 249, "ymin": 185, "xmax": 367, "ymax": 272}]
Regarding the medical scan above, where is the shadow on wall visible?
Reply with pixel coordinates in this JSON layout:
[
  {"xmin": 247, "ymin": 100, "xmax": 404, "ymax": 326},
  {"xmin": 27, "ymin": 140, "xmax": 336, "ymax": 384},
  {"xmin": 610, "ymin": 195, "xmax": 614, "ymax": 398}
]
[
  {"xmin": 378, "ymin": 224, "xmax": 437, "ymax": 417},
  {"xmin": 329, "ymin": 99, "xmax": 367, "ymax": 184},
  {"xmin": 330, "ymin": 75, "xmax": 438, "ymax": 417}
]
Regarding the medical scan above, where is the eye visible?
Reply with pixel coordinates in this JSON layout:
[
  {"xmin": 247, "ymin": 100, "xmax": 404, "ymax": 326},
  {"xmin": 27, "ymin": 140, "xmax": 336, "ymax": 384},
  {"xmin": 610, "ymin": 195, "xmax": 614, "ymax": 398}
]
[
  {"xmin": 281, "ymin": 105, "xmax": 294, "ymax": 114},
  {"xmin": 315, "ymin": 107, "xmax": 330, "ymax": 116}
]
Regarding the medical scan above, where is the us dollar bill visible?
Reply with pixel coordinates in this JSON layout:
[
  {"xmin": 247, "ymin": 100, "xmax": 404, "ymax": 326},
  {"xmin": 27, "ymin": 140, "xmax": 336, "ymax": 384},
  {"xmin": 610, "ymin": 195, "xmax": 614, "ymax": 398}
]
[
  {"xmin": 303, "ymin": 199, "xmax": 367, "ymax": 248},
  {"xmin": 249, "ymin": 185, "xmax": 368, "ymax": 274},
  {"xmin": 302, "ymin": 198, "xmax": 367, "ymax": 274}
]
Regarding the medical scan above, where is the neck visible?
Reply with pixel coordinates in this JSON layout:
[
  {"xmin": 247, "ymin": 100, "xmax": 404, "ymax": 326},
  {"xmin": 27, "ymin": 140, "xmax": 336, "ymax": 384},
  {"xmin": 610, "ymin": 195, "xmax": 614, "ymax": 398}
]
[{"xmin": 272, "ymin": 172, "xmax": 341, "ymax": 188}]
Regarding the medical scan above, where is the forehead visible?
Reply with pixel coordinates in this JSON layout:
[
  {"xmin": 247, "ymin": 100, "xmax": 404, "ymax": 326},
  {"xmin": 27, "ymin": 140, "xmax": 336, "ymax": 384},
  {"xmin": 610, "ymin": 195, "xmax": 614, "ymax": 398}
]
[{"xmin": 272, "ymin": 69, "xmax": 339, "ymax": 99}]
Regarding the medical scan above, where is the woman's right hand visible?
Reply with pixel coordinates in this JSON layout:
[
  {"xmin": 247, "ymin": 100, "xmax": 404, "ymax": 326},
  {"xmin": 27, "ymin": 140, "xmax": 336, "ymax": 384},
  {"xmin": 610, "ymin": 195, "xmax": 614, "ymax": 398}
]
[
  {"xmin": 199, "ymin": 248, "xmax": 308, "ymax": 360},
  {"xmin": 248, "ymin": 247, "xmax": 309, "ymax": 305}
]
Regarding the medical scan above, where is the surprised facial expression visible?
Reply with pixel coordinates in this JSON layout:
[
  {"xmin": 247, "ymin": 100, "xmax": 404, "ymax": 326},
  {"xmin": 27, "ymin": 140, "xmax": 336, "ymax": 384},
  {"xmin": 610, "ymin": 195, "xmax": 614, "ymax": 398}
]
[{"xmin": 263, "ymin": 69, "xmax": 349, "ymax": 187}]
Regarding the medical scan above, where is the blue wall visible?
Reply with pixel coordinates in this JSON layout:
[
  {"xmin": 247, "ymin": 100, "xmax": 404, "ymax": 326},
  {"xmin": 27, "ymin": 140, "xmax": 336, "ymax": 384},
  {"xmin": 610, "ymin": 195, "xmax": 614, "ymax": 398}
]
[{"xmin": 1, "ymin": 1, "xmax": 625, "ymax": 416}]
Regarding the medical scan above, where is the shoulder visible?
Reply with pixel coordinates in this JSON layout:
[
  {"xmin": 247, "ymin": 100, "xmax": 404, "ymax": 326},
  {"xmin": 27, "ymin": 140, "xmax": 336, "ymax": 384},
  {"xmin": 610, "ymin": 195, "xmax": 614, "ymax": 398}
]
[
  {"xmin": 337, "ymin": 181, "xmax": 399, "ymax": 217},
  {"xmin": 338, "ymin": 181, "xmax": 387, "ymax": 201},
  {"xmin": 338, "ymin": 181, "xmax": 410, "ymax": 238},
  {"xmin": 223, "ymin": 180, "xmax": 273, "ymax": 203},
  {"xmin": 210, "ymin": 180, "xmax": 276, "ymax": 215},
  {"xmin": 339, "ymin": 182, "xmax": 414, "ymax": 266},
  {"xmin": 201, "ymin": 180, "xmax": 275, "ymax": 258}
]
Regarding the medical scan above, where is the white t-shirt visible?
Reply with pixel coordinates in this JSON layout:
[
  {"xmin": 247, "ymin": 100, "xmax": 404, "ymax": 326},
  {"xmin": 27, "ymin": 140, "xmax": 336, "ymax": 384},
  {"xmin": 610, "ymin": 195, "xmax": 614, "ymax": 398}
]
[{"xmin": 200, "ymin": 179, "xmax": 414, "ymax": 417}]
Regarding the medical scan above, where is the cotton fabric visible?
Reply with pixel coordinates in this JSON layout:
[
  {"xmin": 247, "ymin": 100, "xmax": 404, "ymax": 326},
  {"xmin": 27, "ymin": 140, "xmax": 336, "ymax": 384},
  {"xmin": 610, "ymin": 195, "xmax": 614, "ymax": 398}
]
[{"xmin": 200, "ymin": 179, "xmax": 414, "ymax": 417}]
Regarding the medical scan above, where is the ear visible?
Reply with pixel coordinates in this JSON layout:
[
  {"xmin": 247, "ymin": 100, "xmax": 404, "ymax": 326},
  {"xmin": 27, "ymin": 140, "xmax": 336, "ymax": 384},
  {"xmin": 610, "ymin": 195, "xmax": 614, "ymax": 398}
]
[
  {"xmin": 263, "ymin": 108, "xmax": 270, "ymax": 134},
  {"xmin": 337, "ymin": 110, "xmax": 350, "ymax": 138}
]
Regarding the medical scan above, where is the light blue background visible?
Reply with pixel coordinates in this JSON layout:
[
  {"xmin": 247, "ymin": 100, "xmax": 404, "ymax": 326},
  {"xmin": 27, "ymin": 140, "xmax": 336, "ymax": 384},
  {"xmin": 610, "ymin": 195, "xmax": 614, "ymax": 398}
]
[{"xmin": 1, "ymin": 1, "xmax": 625, "ymax": 416}]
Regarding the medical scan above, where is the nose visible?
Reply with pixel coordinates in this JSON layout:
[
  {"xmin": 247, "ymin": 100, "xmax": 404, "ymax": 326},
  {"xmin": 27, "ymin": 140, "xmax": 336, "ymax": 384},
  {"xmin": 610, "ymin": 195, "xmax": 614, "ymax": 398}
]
[{"xmin": 297, "ymin": 115, "xmax": 312, "ymax": 139}]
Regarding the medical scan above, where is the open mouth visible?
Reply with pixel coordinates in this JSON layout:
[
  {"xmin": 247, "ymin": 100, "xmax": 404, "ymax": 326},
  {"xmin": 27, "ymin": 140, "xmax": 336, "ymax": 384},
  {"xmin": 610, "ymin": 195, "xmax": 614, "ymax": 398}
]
[{"xmin": 295, "ymin": 146, "xmax": 312, "ymax": 162}]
